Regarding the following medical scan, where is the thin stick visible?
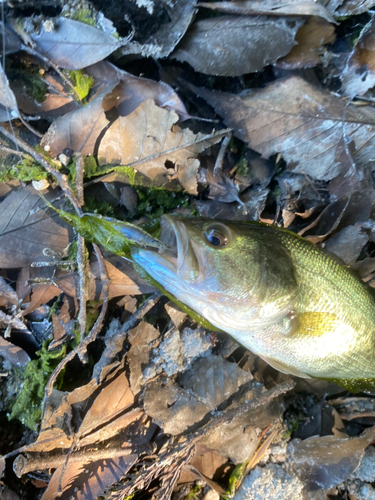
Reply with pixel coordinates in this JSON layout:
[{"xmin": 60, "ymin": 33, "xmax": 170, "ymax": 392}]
[
  {"xmin": 19, "ymin": 113, "xmax": 43, "ymax": 138},
  {"xmin": 74, "ymin": 153, "xmax": 87, "ymax": 359},
  {"xmin": 0, "ymin": 144, "xmax": 28, "ymax": 157},
  {"xmin": 118, "ymin": 291, "xmax": 163, "ymax": 335},
  {"xmin": 213, "ymin": 133, "xmax": 232, "ymax": 177},
  {"xmin": 44, "ymin": 244, "xmax": 109, "ymax": 397},
  {"xmin": 0, "ymin": 124, "xmax": 82, "ymax": 215},
  {"xmin": 23, "ymin": 45, "xmax": 82, "ymax": 102},
  {"xmin": 14, "ymin": 442, "xmax": 151, "ymax": 477}
]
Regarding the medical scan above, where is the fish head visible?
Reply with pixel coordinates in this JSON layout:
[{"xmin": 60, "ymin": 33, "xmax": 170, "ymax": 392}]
[{"xmin": 131, "ymin": 216, "xmax": 298, "ymax": 335}]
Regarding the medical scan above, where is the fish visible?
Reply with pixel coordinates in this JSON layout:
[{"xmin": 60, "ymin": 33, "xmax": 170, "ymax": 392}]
[{"xmin": 131, "ymin": 215, "xmax": 375, "ymax": 392}]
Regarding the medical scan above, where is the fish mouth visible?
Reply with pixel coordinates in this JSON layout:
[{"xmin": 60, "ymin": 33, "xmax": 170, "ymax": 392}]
[{"xmin": 158, "ymin": 215, "xmax": 201, "ymax": 282}]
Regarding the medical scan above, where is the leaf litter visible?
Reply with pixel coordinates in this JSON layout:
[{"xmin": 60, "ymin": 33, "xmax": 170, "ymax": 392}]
[{"xmin": 2, "ymin": 2, "xmax": 375, "ymax": 500}]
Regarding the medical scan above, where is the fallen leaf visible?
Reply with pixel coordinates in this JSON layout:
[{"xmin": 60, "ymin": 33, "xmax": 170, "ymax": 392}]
[
  {"xmin": 204, "ymin": 167, "xmax": 243, "ymax": 204},
  {"xmin": 0, "ymin": 276, "xmax": 18, "ymax": 308},
  {"xmin": 143, "ymin": 355, "xmax": 277, "ymax": 463},
  {"xmin": 0, "ymin": 22, "xmax": 22, "ymax": 55},
  {"xmin": 277, "ymin": 16, "xmax": 336, "ymax": 69},
  {"xmin": 342, "ymin": 17, "xmax": 375, "ymax": 97},
  {"xmin": 41, "ymin": 81, "xmax": 117, "ymax": 157},
  {"xmin": 195, "ymin": 76, "xmax": 375, "ymax": 181},
  {"xmin": 193, "ymin": 187, "xmax": 269, "ymax": 221},
  {"xmin": 0, "ymin": 336, "xmax": 30, "ymax": 368},
  {"xmin": 86, "ymin": 60, "xmax": 189, "ymax": 120},
  {"xmin": 198, "ymin": 1, "xmax": 335, "ymax": 23},
  {"xmin": 11, "ymin": 72, "xmax": 79, "ymax": 120},
  {"xmin": 172, "ymin": 16, "xmax": 303, "ymax": 76},
  {"xmin": 128, "ymin": 321, "xmax": 160, "ymax": 395},
  {"xmin": 40, "ymin": 455, "xmax": 138, "ymax": 500},
  {"xmin": 301, "ymin": 190, "xmax": 374, "ymax": 242},
  {"xmin": 98, "ymin": 99, "xmax": 229, "ymax": 194},
  {"xmin": 78, "ymin": 370, "xmax": 134, "ymax": 438},
  {"xmin": 29, "ymin": 17, "xmax": 121, "ymax": 70},
  {"xmin": 89, "ymin": 252, "xmax": 155, "ymax": 300},
  {"xmin": 0, "ymin": 61, "xmax": 20, "ymax": 122},
  {"xmin": 285, "ymin": 426, "xmax": 375, "ymax": 490},
  {"xmin": 324, "ymin": 222, "xmax": 368, "ymax": 263},
  {"xmin": 327, "ymin": 0, "xmax": 375, "ymax": 16},
  {"xmin": 120, "ymin": 0, "xmax": 198, "ymax": 59},
  {"xmin": 0, "ymin": 186, "xmax": 72, "ymax": 268}
]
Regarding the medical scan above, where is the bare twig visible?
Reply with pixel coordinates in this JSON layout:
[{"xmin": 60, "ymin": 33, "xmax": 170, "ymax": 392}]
[
  {"xmin": 74, "ymin": 153, "xmax": 88, "ymax": 361},
  {"xmin": 119, "ymin": 291, "xmax": 163, "ymax": 335},
  {"xmin": 0, "ymin": 124, "xmax": 82, "ymax": 215},
  {"xmin": 22, "ymin": 45, "xmax": 82, "ymax": 102},
  {"xmin": 13, "ymin": 443, "xmax": 153, "ymax": 478},
  {"xmin": 19, "ymin": 113, "xmax": 43, "ymax": 138},
  {"xmin": 213, "ymin": 132, "xmax": 232, "ymax": 177},
  {"xmin": 0, "ymin": 144, "xmax": 28, "ymax": 158},
  {"xmin": 44, "ymin": 244, "xmax": 109, "ymax": 397},
  {"xmin": 77, "ymin": 235, "xmax": 87, "ymax": 359}
]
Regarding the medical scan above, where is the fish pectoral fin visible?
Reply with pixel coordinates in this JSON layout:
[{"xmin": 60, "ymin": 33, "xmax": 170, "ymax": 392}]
[
  {"xmin": 285, "ymin": 311, "xmax": 340, "ymax": 338},
  {"xmin": 258, "ymin": 354, "xmax": 312, "ymax": 378}
]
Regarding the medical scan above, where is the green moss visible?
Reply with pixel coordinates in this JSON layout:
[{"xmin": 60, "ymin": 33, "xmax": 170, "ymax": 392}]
[
  {"xmin": 223, "ymin": 462, "xmax": 248, "ymax": 499},
  {"xmin": 186, "ymin": 484, "xmax": 202, "ymax": 500},
  {"xmin": 9, "ymin": 343, "xmax": 67, "ymax": 431},
  {"xmin": 86, "ymin": 300, "xmax": 101, "ymax": 332},
  {"xmin": 83, "ymin": 196, "xmax": 115, "ymax": 216},
  {"xmin": 135, "ymin": 187, "xmax": 189, "ymax": 218},
  {"xmin": 0, "ymin": 156, "xmax": 48, "ymax": 182},
  {"xmin": 69, "ymin": 69, "xmax": 95, "ymax": 101},
  {"xmin": 6, "ymin": 58, "xmax": 48, "ymax": 104},
  {"xmin": 235, "ymin": 156, "xmax": 249, "ymax": 177},
  {"xmin": 70, "ymin": 8, "xmax": 96, "ymax": 26},
  {"xmin": 84, "ymin": 155, "xmax": 99, "ymax": 177}
]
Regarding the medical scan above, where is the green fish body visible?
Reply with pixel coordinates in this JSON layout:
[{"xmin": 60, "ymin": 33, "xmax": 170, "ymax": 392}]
[{"xmin": 131, "ymin": 216, "xmax": 375, "ymax": 391}]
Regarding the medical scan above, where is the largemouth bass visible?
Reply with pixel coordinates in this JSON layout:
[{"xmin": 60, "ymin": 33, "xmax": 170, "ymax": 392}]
[{"xmin": 131, "ymin": 216, "xmax": 375, "ymax": 392}]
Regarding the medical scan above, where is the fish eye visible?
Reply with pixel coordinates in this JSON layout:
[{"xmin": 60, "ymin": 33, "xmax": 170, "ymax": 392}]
[{"xmin": 204, "ymin": 224, "xmax": 230, "ymax": 247}]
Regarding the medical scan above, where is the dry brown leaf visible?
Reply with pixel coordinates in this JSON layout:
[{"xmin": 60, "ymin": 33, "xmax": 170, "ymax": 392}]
[
  {"xmin": 277, "ymin": 16, "xmax": 336, "ymax": 69},
  {"xmin": 120, "ymin": 0, "xmax": 198, "ymax": 59},
  {"xmin": 86, "ymin": 60, "xmax": 189, "ymax": 120},
  {"xmin": 17, "ymin": 266, "xmax": 76, "ymax": 317},
  {"xmin": 40, "ymin": 455, "xmax": 138, "ymax": 500},
  {"xmin": 41, "ymin": 81, "xmax": 117, "ymax": 157},
  {"xmin": 326, "ymin": 0, "xmax": 375, "ymax": 16},
  {"xmin": 98, "ymin": 99, "xmax": 229, "ymax": 194},
  {"xmin": 0, "ymin": 186, "xmax": 72, "ymax": 268},
  {"xmin": 128, "ymin": 321, "xmax": 160, "ymax": 395},
  {"xmin": 300, "ymin": 190, "xmax": 374, "ymax": 243},
  {"xmin": 342, "ymin": 17, "xmax": 375, "ymax": 97},
  {"xmin": 89, "ymin": 253, "xmax": 155, "ymax": 300},
  {"xmin": 78, "ymin": 370, "xmax": 134, "ymax": 438},
  {"xmin": 285, "ymin": 426, "xmax": 375, "ymax": 490},
  {"xmin": 78, "ymin": 408, "xmax": 145, "ymax": 447},
  {"xmin": 11, "ymin": 71, "xmax": 79, "ymax": 120},
  {"xmin": 143, "ymin": 355, "xmax": 277, "ymax": 463},
  {"xmin": 172, "ymin": 16, "xmax": 303, "ymax": 77},
  {"xmin": 195, "ymin": 76, "xmax": 375, "ymax": 181},
  {"xmin": 198, "ymin": 0, "xmax": 335, "ymax": 22},
  {"xmin": 0, "ymin": 335, "xmax": 30, "ymax": 367},
  {"xmin": 324, "ymin": 222, "xmax": 368, "ymax": 263},
  {"xmin": 0, "ymin": 277, "xmax": 18, "ymax": 309}
]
